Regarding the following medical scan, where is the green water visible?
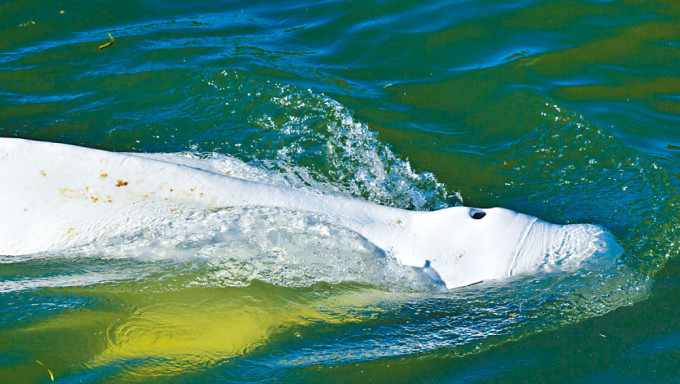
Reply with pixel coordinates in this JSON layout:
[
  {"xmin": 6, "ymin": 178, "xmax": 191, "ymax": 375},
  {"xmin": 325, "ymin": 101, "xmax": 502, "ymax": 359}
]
[{"xmin": 1, "ymin": 0, "xmax": 679, "ymax": 382}]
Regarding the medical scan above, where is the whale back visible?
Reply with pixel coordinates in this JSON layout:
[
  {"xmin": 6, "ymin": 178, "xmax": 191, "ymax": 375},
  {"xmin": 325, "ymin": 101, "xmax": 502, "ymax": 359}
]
[
  {"xmin": 0, "ymin": 138, "xmax": 306, "ymax": 255},
  {"xmin": 0, "ymin": 138, "xmax": 623, "ymax": 290}
]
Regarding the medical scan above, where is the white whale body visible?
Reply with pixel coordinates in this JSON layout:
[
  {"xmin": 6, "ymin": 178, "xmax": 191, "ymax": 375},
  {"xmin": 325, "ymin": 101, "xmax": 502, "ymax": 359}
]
[{"xmin": 0, "ymin": 138, "xmax": 622, "ymax": 288}]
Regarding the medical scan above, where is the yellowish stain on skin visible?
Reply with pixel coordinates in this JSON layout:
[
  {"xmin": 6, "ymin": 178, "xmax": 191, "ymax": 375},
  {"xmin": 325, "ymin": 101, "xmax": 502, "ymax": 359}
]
[
  {"xmin": 63, "ymin": 227, "xmax": 76, "ymax": 238},
  {"xmin": 58, "ymin": 187, "xmax": 111, "ymax": 203},
  {"xmin": 59, "ymin": 188, "xmax": 81, "ymax": 199},
  {"xmin": 100, "ymin": 173, "xmax": 108, "ymax": 178},
  {"xmin": 39, "ymin": 170, "xmax": 46, "ymax": 177},
  {"xmin": 84, "ymin": 186, "xmax": 103, "ymax": 203}
]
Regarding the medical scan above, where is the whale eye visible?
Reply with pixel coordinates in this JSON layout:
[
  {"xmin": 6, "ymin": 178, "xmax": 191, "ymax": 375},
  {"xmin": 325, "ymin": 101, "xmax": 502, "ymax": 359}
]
[{"xmin": 470, "ymin": 209, "xmax": 486, "ymax": 220}]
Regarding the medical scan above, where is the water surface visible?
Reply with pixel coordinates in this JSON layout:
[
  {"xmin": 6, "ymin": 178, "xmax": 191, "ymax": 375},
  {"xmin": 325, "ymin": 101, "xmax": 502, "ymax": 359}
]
[{"xmin": 1, "ymin": 0, "xmax": 679, "ymax": 382}]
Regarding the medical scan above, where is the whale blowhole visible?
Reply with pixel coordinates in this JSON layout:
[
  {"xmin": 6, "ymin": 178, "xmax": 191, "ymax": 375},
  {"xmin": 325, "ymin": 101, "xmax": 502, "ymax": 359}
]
[
  {"xmin": 470, "ymin": 209, "xmax": 486, "ymax": 220},
  {"xmin": 0, "ymin": 138, "xmax": 624, "ymax": 289}
]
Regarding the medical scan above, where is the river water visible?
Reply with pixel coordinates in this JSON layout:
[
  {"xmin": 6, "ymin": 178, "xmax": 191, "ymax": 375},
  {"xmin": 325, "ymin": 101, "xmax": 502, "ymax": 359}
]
[{"xmin": 1, "ymin": 0, "xmax": 679, "ymax": 382}]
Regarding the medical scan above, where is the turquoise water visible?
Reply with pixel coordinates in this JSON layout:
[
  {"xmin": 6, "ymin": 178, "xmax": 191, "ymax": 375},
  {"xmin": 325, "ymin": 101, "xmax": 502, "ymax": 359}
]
[{"xmin": 1, "ymin": 0, "xmax": 679, "ymax": 382}]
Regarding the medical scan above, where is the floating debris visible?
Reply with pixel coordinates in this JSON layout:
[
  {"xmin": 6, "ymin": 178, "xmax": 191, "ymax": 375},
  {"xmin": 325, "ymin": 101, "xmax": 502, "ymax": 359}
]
[
  {"xmin": 19, "ymin": 21, "xmax": 35, "ymax": 28},
  {"xmin": 35, "ymin": 360, "xmax": 54, "ymax": 382},
  {"xmin": 284, "ymin": 26, "xmax": 306, "ymax": 33},
  {"xmin": 327, "ymin": 78, "xmax": 350, "ymax": 89},
  {"xmin": 98, "ymin": 33, "xmax": 115, "ymax": 50},
  {"xmin": 503, "ymin": 50, "xmax": 529, "ymax": 61}
]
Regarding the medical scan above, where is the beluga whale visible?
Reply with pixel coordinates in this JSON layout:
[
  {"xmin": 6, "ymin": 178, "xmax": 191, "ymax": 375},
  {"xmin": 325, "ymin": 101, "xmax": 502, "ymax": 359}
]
[{"xmin": 0, "ymin": 138, "xmax": 622, "ymax": 288}]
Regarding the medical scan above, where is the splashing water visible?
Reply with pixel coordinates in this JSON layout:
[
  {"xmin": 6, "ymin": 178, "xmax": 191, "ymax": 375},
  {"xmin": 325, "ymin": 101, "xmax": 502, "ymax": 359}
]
[
  {"xmin": 2, "ymin": 79, "xmax": 678, "ymax": 380},
  {"xmin": 206, "ymin": 70, "xmax": 459, "ymax": 210}
]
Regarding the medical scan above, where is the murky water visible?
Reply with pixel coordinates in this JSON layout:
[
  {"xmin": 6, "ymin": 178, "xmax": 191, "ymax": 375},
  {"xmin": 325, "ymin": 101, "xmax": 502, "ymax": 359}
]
[{"xmin": 1, "ymin": 1, "xmax": 679, "ymax": 382}]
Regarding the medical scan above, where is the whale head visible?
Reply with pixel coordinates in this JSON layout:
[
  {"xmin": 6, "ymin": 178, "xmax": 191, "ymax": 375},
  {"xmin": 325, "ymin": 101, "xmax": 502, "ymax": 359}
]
[{"xmin": 395, "ymin": 207, "xmax": 623, "ymax": 289}]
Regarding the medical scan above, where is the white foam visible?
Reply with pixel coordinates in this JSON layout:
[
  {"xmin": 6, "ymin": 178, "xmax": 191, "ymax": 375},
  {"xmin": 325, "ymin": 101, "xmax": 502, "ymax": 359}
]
[{"xmin": 209, "ymin": 70, "xmax": 459, "ymax": 210}]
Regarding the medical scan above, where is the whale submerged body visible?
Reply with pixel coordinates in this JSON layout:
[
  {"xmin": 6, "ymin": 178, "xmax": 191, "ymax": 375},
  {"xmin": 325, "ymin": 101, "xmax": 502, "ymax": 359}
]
[{"xmin": 0, "ymin": 138, "xmax": 622, "ymax": 288}]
